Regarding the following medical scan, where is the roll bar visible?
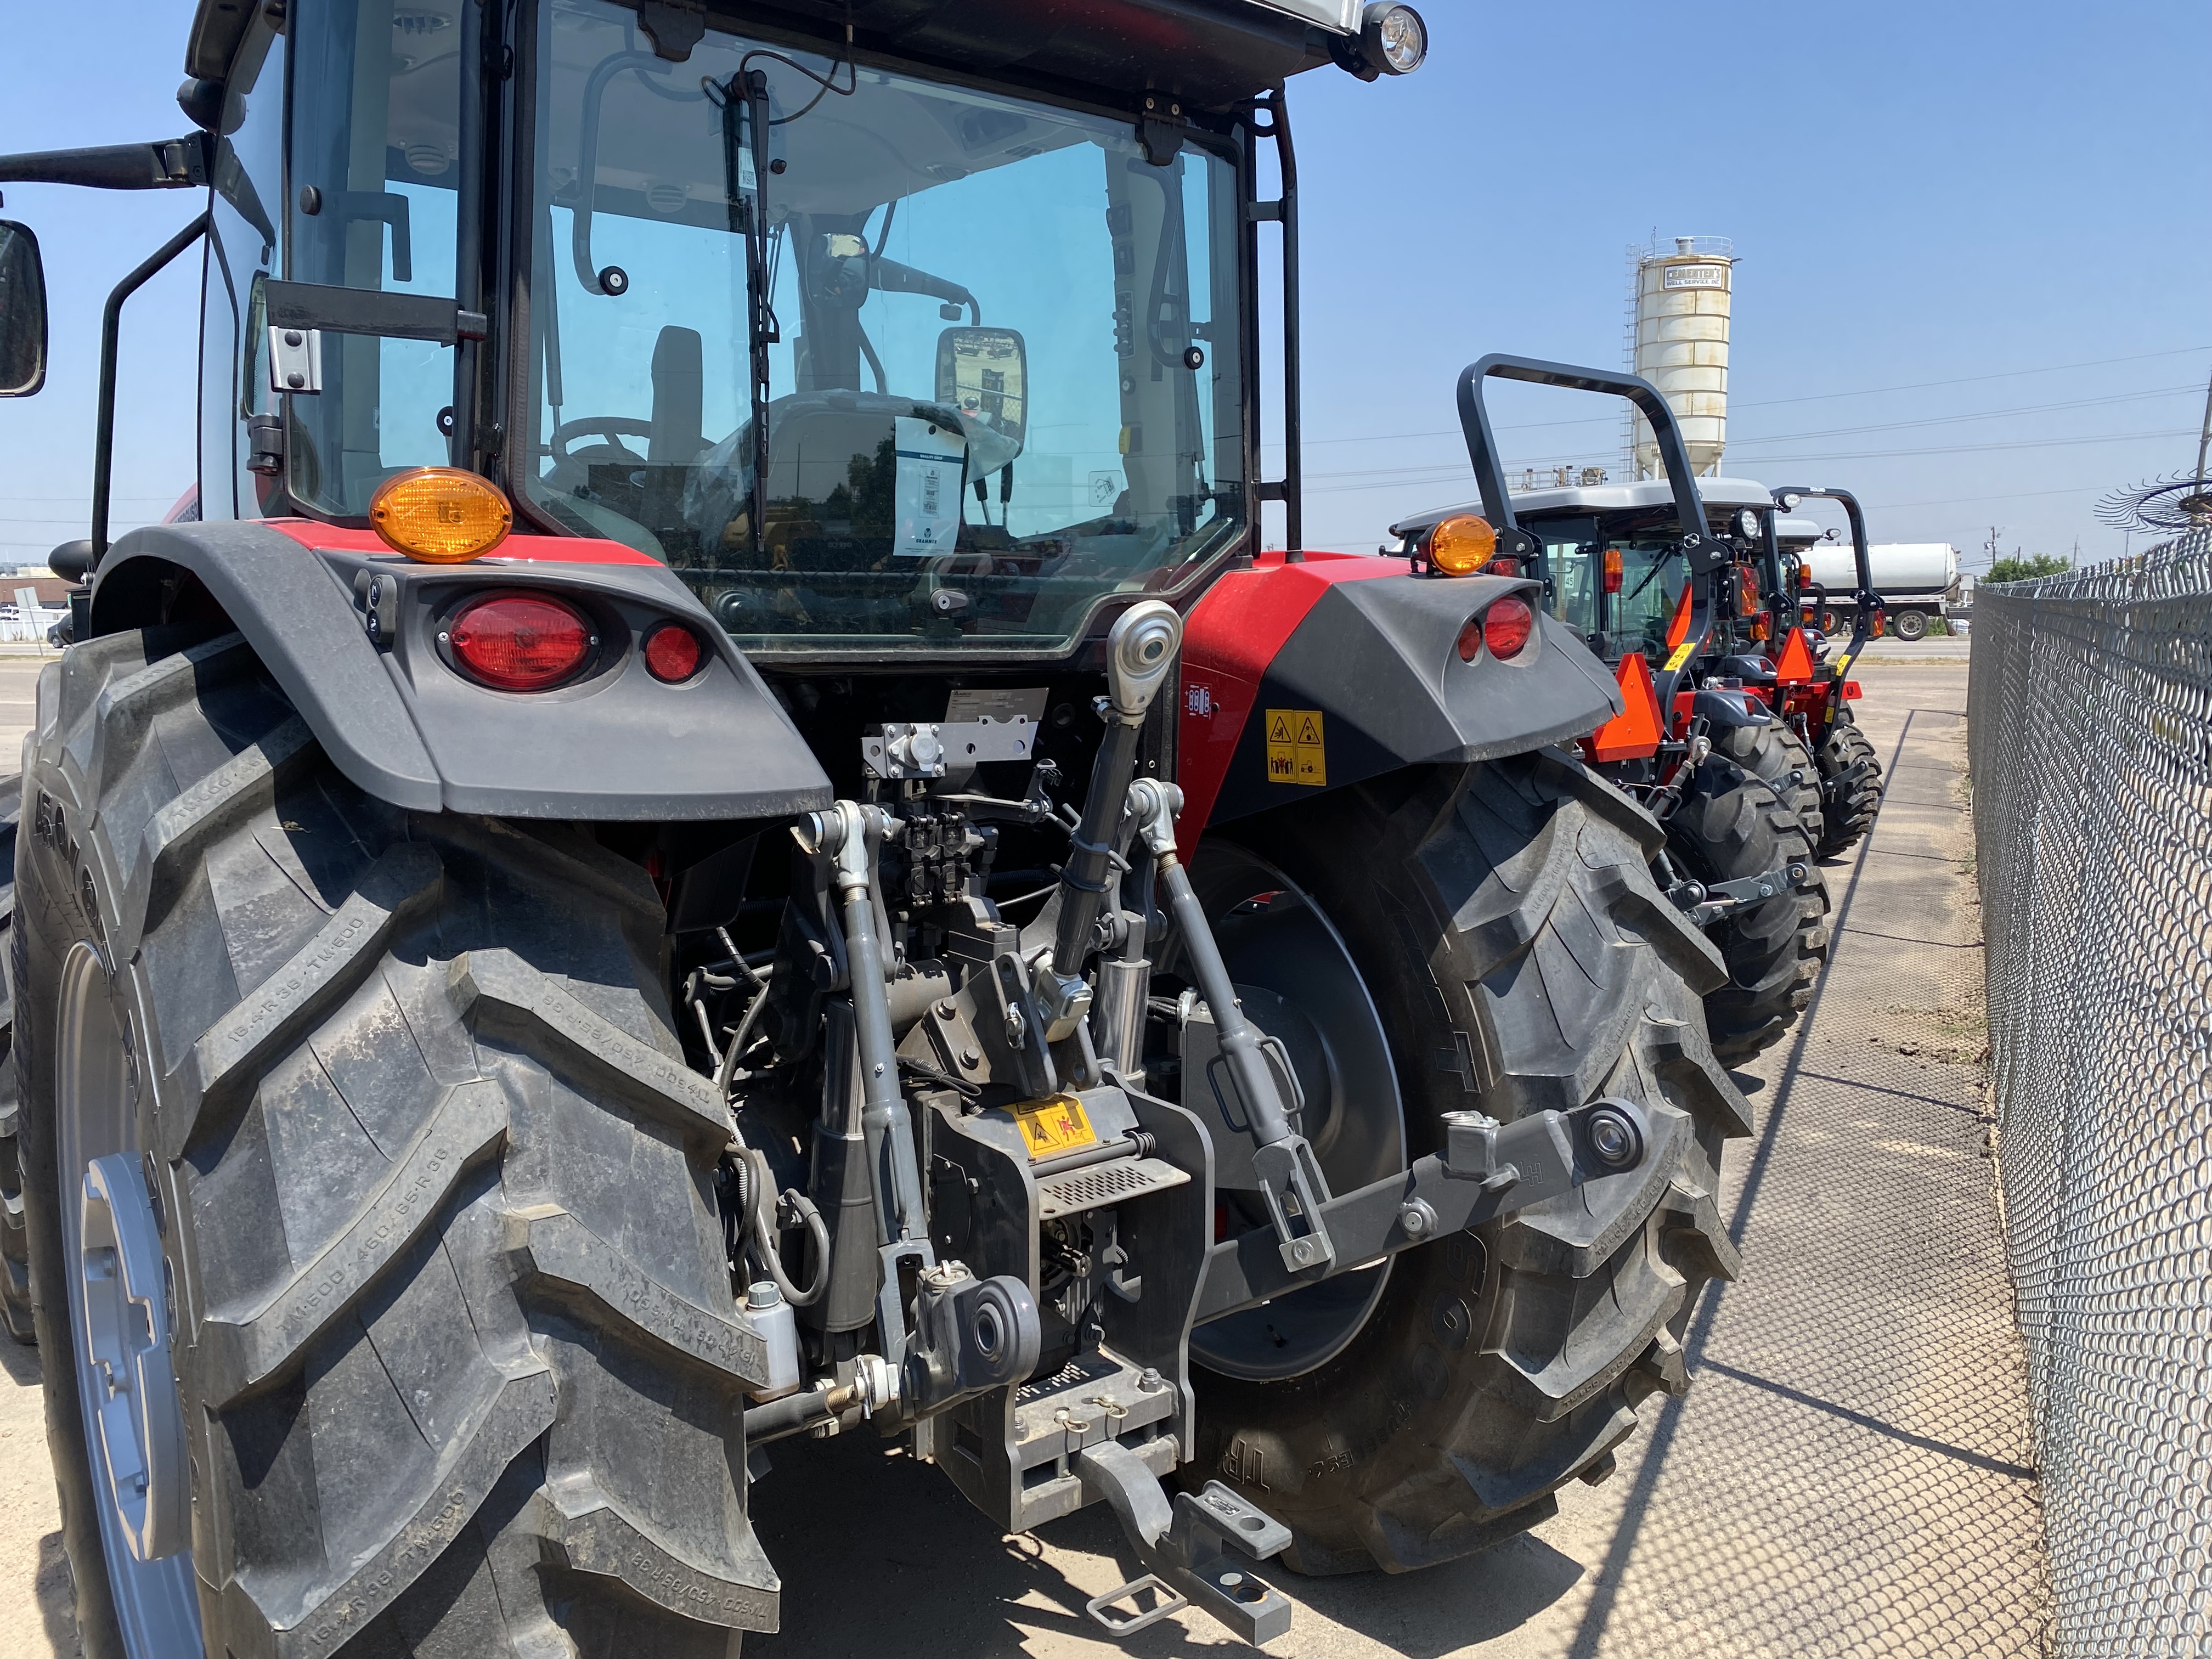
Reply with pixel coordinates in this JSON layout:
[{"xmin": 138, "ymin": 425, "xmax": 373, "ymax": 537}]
[
  {"xmin": 1454, "ymin": 356, "xmax": 1716, "ymax": 557},
  {"xmin": 1770, "ymin": 485, "xmax": 1880, "ymax": 706},
  {"xmin": 1453, "ymin": 354, "xmax": 1727, "ymax": 707}
]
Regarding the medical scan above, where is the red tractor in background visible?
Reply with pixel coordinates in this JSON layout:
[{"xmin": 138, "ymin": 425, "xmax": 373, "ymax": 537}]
[
  {"xmin": 1394, "ymin": 357, "xmax": 1835, "ymax": 1062},
  {"xmin": 1757, "ymin": 486, "xmax": 1886, "ymax": 855}
]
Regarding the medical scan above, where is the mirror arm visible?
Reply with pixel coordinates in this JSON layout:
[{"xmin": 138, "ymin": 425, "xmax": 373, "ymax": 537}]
[
  {"xmin": 0, "ymin": 135, "xmax": 208, "ymax": 194},
  {"xmin": 92, "ymin": 214, "xmax": 209, "ymax": 567},
  {"xmin": 868, "ymin": 256, "xmax": 978, "ymax": 324}
]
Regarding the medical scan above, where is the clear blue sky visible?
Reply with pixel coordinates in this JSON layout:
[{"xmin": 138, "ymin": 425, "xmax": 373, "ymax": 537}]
[{"xmin": 3, "ymin": 0, "xmax": 2204, "ymax": 569}]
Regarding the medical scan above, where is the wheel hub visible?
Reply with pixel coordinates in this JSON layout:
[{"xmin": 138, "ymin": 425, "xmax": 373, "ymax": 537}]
[
  {"xmin": 55, "ymin": 939, "xmax": 200, "ymax": 1652},
  {"xmin": 1183, "ymin": 845, "xmax": 1406, "ymax": 1382},
  {"xmin": 78, "ymin": 1153, "xmax": 189, "ymax": 1562}
]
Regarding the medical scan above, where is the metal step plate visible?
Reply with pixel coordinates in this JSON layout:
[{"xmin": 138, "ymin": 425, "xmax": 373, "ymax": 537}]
[{"xmin": 1036, "ymin": 1156, "xmax": 1191, "ymax": 1219}]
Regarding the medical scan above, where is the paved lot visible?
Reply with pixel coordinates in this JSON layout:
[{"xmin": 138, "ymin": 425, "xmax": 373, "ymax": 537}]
[
  {"xmin": 0, "ymin": 655, "xmax": 44, "ymax": 775},
  {"xmin": 0, "ymin": 660, "xmax": 2046, "ymax": 1659}
]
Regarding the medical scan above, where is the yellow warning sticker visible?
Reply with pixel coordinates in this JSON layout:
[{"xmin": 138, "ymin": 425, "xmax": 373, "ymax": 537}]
[
  {"xmin": 1831, "ymin": 652, "xmax": 1853, "ymax": 674},
  {"xmin": 1013, "ymin": 1094, "xmax": 1099, "ymax": 1160},
  {"xmin": 1663, "ymin": 642, "xmax": 1697, "ymax": 672},
  {"xmin": 1265, "ymin": 708, "xmax": 1327, "ymax": 787}
]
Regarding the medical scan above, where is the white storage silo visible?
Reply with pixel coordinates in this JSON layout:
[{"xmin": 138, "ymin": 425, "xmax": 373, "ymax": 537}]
[{"xmin": 1631, "ymin": 236, "xmax": 1733, "ymax": 479}]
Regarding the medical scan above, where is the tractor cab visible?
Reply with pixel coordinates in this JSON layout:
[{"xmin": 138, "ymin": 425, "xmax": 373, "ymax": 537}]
[{"xmin": 4, "ymin": 0, "xmax": 1431, "ymax": 666}]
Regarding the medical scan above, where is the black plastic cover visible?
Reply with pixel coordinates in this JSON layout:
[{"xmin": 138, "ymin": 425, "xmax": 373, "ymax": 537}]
[
  {"xmin": 699, "ymin": 0, "xmax": 1330, "ymax": 112},
  {"xmin": 1692, "ymin": 686, "xmax": 1772, "ymax": 730},
  {"xmin": 1206, "ymin": 572, "xmax": 1624, "ymax": 825},
  {"xmin": 91, "ymin": 522, "xmax": 833, "ymax": 822}
]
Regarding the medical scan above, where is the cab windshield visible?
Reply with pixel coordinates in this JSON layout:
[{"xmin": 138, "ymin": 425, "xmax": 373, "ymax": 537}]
[{"xmin": 525, "ymin": 1, "xmax": 1245, "ymax": 654}]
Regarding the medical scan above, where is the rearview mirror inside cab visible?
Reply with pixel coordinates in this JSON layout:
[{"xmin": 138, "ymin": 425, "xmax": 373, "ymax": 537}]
[
  {"xmin": 935, "ymin": 326, "xmax": 1026, "ymax": 466},
  {"xmin": 0, "ymin": 221, "xmax": 49, "ymax": 397}
]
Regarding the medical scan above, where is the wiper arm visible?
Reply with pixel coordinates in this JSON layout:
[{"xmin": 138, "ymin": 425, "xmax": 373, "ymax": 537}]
[{"xmin": 1624, "ymin": 547, "xmax": 1686, "ymax": 602}]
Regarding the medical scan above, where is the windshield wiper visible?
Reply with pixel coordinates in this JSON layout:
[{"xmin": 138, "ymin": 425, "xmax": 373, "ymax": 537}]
[
  {"xmin": 726, "ymin": 29, "xmax": 859, "ymax": 556},
  {"xmin": 1624, "ymin": 548, "xmax": 1686, "ymax": 603},
  {"xmin": 738, "ymin": 69, "xmax": 776, "ymax": 558}
]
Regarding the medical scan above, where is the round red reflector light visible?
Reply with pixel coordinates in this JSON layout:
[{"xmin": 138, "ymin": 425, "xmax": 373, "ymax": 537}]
[
  {"xmin": 447, "ymin": 594, "xmax": 591, "ymax": 691},
  {"xmin": 644, "ymin": 623, "xmax": 704, "ymax": 682},
  {"xmin": 1456, "ymin": 615, "xmax": 1485, "ymax": 663},
  {"xmin": 1483, "ymin": 595, "xmax": 1535, "ymax": 660}
]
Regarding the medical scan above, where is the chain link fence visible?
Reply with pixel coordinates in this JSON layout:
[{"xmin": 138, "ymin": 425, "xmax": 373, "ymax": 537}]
[{"xmin": 1968, "ymin": 527, "xmax": 2212, "ymax": 1656}]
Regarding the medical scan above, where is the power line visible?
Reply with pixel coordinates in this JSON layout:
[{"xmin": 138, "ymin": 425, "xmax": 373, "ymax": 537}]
[
  {"xmin": 1727, "ymin": 385, "xmax": 2203, "ymax": 448},
  {"xmin": 1303, "ymin": 428, "xmax": 2199, "ymax": 496},
  {"xmin": 1281, "ymin": 344, "xmax": 2212, "ymax": 450}
]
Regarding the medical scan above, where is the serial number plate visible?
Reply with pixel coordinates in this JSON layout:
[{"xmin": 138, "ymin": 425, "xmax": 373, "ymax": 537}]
[{"xmin": 1014, "ymin": 1095, "xmax": 1098, "ymax": 1160}]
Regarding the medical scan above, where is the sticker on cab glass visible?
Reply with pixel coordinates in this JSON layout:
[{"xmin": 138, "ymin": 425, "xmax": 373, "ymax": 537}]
[
  {"xmin": 1265, "ymin": 708, "xmax": 1327, "ymax": 787},
  {"xmin": 1014, "ymin": 1094, "xmax": 1099, "ymax": 1160},
  {"xmin": 1663, "ymin": 642, "xmax": 1697, "ymax": 672}
]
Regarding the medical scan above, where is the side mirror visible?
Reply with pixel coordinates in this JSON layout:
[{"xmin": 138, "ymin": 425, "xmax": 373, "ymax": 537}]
[
  {"xmin": 0, "ymin": 221, "xmax": 50, "ymax": 397},
  {"xmin": 935, "ymin": 326, "xmax": 1026, "ymax": 465}
]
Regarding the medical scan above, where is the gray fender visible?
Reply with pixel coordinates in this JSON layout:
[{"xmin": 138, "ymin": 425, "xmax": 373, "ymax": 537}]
[
  {"xmin": 89, "ymin": 521, "xmax": 832, "ymax": 820},
  {"xmin": 1194, "ymin": 569, "xmax": 1624, "ymax": 826}
]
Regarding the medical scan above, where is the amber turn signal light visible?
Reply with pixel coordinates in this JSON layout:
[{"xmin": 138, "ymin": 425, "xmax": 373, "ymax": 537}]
[
  {"xmin": 1427, "ymin": 514, "xmax": 1497, "ymax": 575},
  {"xmin": 369, "ymin": 467, "xmax": 513, "ymax": 563},
  {"xmin": 1602, "ymin": 546, "xmax": 1623, "ymax": 594}
]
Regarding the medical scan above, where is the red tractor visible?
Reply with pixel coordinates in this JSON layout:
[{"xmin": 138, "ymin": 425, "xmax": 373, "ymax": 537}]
[
  {"xmin": 0, "ymin": 8, "xmax": 1746, "ymax": 1655},
  {"xmin": 1757, "ymin": 487, "xmax": 1886, "ymax": 854},
  {"xmin": 1393, "ymin": 357, "xmax": 1833, "ymax": 1061}
]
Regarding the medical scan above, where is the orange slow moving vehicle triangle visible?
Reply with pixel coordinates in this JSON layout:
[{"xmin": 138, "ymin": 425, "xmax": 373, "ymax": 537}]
[
  {"xmin": 1773, "ymin": 625, "xmax": 1816, "ymax": 685},
  {"xmin": 1582, "ymin": 651, "xmax": 1665, "ymax": 762}
]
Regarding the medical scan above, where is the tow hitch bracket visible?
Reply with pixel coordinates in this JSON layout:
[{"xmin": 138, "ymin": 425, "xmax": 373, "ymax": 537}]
[
  {"xmin": 1194, "ymin": 1096, "xmax": 1651, "ymax": 1324},
  {"xmin": 1077, "ymin": 1439, "xmax": 1294, "ymax": 1644},
  {"xmin": 1668, "ymin": 859, "xmax": 1810, "ymax": 928}
]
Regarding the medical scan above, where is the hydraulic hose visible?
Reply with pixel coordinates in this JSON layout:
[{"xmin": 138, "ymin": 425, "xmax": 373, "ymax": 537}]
[{"xmin": 736, "ymin": 1143, "xmax": 830, "ymax": 1308}]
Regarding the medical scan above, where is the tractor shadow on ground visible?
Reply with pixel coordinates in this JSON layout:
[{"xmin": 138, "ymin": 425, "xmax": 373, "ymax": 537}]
[
  {"xmin": 0, "ymin": 1336, "xmax": 39, "ymax": 1388},
  {"xmin": 2, "ymin": 1337, "xmax": 83, "ymax": 1659},
  {"xmin": 751, "ymin": 1427, "xmax": 1586, "ymax": 1658}
]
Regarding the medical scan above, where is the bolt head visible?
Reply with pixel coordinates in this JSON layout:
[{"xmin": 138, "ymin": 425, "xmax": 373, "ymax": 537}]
[{"xmin": 1397, "ymin": 1201, "xmax": 1431, "ymax": 1237}]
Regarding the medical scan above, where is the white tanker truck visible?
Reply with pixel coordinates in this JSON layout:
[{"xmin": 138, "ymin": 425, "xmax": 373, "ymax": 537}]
[{"xmin": 1801, "ymin": 537, "xmax": 1961, "ymax": 642}]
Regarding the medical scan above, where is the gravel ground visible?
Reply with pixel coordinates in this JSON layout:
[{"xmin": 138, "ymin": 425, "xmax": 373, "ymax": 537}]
[{"xmin": 0, "ymin": 660, "xmax": 2045, "ymax": 1659}]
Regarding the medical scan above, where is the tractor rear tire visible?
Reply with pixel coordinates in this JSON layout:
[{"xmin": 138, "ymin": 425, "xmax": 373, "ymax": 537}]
[
  {"xmin": 0, "ymin": 772, "xmax": 29, "ymax": 1344},
  {"xmin": 1187, "ymin": 749, "xmax": 1750, "ymax": 1575},
  {"xmin": 18, "ymin": 629, "xmax": 770, "ymax": 1659},
  {"xmin": 1666, "ymin": 723, "xmax": 1832, "ymax": 1062},
  {"xmin": 1814, "ymin": 710, "xmax": 1883, "ymax": 856}
]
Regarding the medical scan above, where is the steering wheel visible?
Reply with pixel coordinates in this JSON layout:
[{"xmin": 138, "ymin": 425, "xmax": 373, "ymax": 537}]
[{"xmin": 550, "ymin": 415, "xmax": 653, "ymax": 466}]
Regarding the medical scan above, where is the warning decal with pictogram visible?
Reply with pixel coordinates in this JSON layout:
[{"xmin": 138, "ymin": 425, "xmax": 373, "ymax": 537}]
[{"xmin": 1265, "ymin": 708, "xmax": 1326, "ymax": 787}]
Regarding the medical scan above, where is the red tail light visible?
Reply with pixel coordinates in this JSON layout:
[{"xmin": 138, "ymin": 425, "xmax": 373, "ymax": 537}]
[
  {"xmin": 1461, "ymin": 594, "xmax": 1534, "ymax": 663},
  {"xmin": 1602, "ymin": 546, "xmax": 1623, "ymax": 594},
  {"xmin": 448, "ymin": 593, "xmax": 592, "ymax": 691},
  {"xmin": 643, "ymin": 623, "xmax": 704, "ymax": 682}
]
